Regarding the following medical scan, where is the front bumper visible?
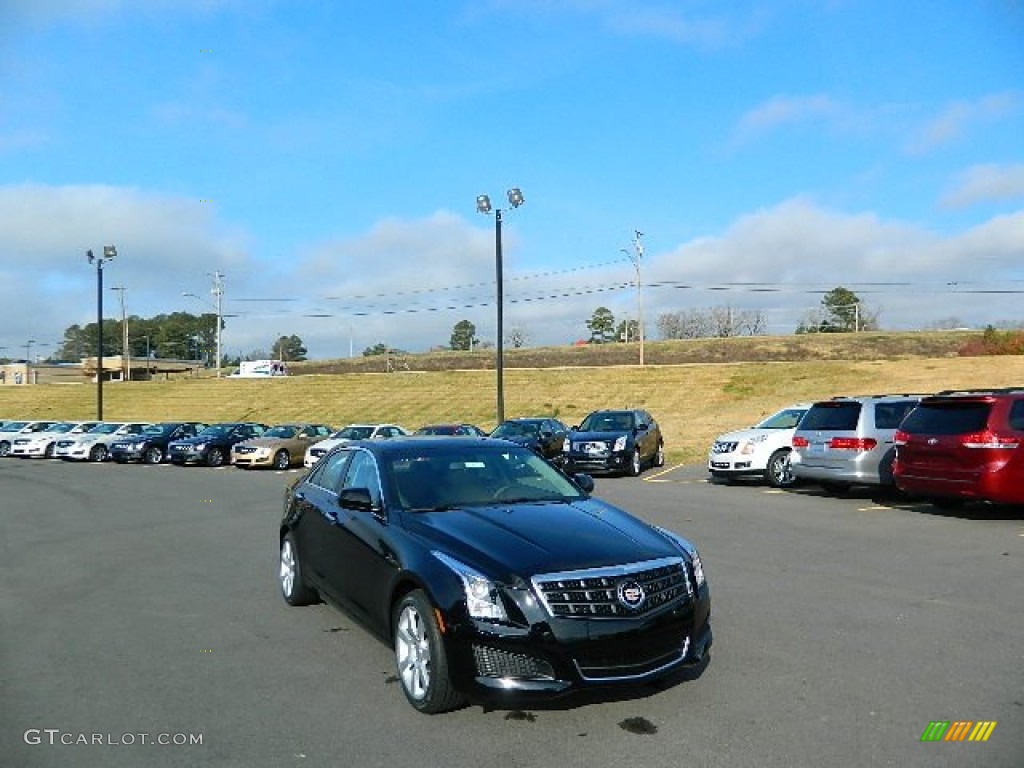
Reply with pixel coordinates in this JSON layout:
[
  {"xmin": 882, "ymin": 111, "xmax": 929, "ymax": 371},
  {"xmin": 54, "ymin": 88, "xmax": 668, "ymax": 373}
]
[
  {"xmin": 110, "ymin": 443, "xmax": 146, "ymax": 462},
  {"xmin": 10, "ymin": 442, "xmax": 49, "ymax": 458},
  {"xmin": 233, "ymin": 452, "xmax": 273, "ymax": 468},
  {"xmin": 441, "ymin": 584, "xmax": 712, "ymax": 703},
  {"xmin": 168, "ymin": 446, "xmax": 208, "ymax": 464},
  {"xmin": 562, "ymin": 450, "xmax": 632, "ymax": 475}
]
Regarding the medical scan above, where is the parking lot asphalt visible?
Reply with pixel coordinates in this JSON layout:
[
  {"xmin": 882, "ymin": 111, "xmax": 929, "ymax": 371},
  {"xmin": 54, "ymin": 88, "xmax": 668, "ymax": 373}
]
[{"xmin": 2, "ymin": 458, "xmax": 1022, "ymax": 768}]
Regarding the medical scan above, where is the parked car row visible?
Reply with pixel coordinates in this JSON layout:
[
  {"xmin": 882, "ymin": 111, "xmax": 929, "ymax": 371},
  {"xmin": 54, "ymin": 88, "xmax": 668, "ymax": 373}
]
[
  {"xmin": 708, "ymin": 387, "xmax": 1024, "ymax": 507},
  {"xmin": 1, "ymin": 407, "xmax": 668, "ymax": 478}
]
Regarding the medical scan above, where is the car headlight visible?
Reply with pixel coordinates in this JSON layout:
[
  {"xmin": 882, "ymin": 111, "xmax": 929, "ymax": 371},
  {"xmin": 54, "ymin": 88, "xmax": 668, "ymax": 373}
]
[
  {"xmin": 562, "ymin": 437, "xmax": 570, "ymax": 452},
  {"xmin": 613, "ymin": 435, "xmax": 627, "ymax": 451},
  {"xmin": 654, "ymin": 526, "xmax": 706, "ymax": 588},
  {"xmin": 193, "ymin": 443, "xmax": 207, "ymax": 451},
  {"xmin": 432, "ymin": 552, "xmax": 508, "ymax": 621}
]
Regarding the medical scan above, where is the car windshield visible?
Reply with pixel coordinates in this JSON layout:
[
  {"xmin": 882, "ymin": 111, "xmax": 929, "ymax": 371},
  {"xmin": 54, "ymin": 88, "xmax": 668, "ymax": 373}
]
[
  {"xmin": 491, "ymin": 421, "xmax": 541, "ymax": 438},
  {"xmin": 45, "ymin": 423, "xmax": 77, "ymax": 433},
  {"xmin": 198, "ymin": 425, "xmax": 235, "ymax": 438},
  {"xmin": 143, "ymin": 424, "xmax": 173, "ymax": 435},
  {"xmin": 264, "ymin": 426, "xmax": 298, "ymax": 439},
  {"xmin": 384, "ymin": 444, "xmax": 585, "ymax": 511},
  {"xmin": 333, "ymin": 426, "xmax": 375, "ymax": 440},
  {"xmin": 3, "ymin": 421, "xmax": 30, "ymax": 431},
  {"xmin": 756, "ymin": 408, "xmax": 808, "ymax": 430},
  {"xmin": 579, "ymin": 412, "xmax": 633, "ymax": 432},
  {"xmin": 415, "ymin": 425, "xmax": 456, "ymax": 435},
  {"xmin": 89, "ymin": 423, "xmax": 124, "ymax": 435}
]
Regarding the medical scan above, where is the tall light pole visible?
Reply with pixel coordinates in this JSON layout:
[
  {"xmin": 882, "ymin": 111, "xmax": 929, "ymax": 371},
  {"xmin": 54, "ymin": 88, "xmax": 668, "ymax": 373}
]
[
  {"xmin": 476, "ymin": 187, "xmax": 524, "ymax": 426},
  {"xmin": 624, "ymin": 230, "xmax": 645, "ymax": 366},
  {"xmin": 25, "ymin": 339, "xmax": 36, "ymax": 364},
  {"xmin": 87, "ymin": 245, "xmax": 116, "ymax": 419}
]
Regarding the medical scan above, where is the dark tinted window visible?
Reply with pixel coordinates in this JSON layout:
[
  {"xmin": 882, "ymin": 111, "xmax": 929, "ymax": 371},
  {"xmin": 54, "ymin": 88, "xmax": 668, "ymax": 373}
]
[
  {"xmin": 1008, "ymin": 400, "xmax": 1024, "ymax": 431},
  {"xmin": 874, "ymin": 401, "xmax": 919, "ymax": 429},
  {"xmin": 799, "ymin": 402, "xmax": 861, "ymax": 431},
  {"xmin": 310, "ymin": 449, "xmax": 351, "ymax": 493},
  {"xmin": 900, "ymin": 402, "xmax": 990, "ymax": 435}
]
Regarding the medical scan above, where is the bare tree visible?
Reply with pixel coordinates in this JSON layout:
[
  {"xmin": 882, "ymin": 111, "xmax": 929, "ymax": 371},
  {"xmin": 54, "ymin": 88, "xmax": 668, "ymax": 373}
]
[{"xmin": 505, "ymin": 327, "xmax": 530, "ymax": 348}]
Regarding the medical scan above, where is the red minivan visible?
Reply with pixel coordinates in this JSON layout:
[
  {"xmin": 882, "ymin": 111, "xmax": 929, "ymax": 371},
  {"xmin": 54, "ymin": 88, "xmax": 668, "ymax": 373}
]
[{"xmin": 893, "ymin": 389, "xmax": 1024, "ymax": 507}]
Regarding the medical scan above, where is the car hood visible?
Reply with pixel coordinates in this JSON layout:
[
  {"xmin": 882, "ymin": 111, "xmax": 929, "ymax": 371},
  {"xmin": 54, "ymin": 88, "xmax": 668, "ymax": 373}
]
[
  {"xmin": 401, "ymin": 498, "xmax": 679, "ymax": 580},
  {"xmin": 309, "ymin": 438, "xmax": 347, "ymax": 452},
  {"xmin": 238, "ymin": 437, "xmax": 293, "ymax": 449},
  {"xmin": 715, "ymin": 427, "xmax": 795, "ymax": 443},
  {"xmin": 170, "ymin": 435, "xmax": 221, "ymax": 446}
]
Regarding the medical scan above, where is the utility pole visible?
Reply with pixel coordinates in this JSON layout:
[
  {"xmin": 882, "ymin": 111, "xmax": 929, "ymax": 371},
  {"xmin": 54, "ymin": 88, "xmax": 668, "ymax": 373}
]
[
  {"xmin": 110, "ymin": 286, "xmax": 129, "ymax": 380},
  {"xmin": 211, "ymin": 271, "xmax": 224, "ymax": 378},
  {"xmin": 625, "ymin": 231, "xmax": 645, "ymax": 366}
]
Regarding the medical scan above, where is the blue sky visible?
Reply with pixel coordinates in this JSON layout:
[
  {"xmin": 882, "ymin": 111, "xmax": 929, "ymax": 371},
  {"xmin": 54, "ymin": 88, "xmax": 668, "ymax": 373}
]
[{"xmin": 2, "ymin": 0, "xmax": 1023, "ymax": 361}]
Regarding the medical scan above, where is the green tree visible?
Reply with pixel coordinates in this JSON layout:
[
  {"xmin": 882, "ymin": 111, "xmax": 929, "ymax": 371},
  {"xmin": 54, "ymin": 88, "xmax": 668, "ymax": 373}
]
[
  {"xmin": 363, "ymin": 343, "xmax": 389, "ymax": 357},
  {"xmin": 272, "ymin": 334, "xmax": 307, "ymax": 361},
  {"xmin": 615, "ymin": 318, "xmax": 640, "ymax": 343},
  {"xmin": 586, "ymin": 307, "xmax": 616, "ymax": 344},
  {"xmin": 449, "ymin": 320, "xmax": 479, "ymax": 351}
]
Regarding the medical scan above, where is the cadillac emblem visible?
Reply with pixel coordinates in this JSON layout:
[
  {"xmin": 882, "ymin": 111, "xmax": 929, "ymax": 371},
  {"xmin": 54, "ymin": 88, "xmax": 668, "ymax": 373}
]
[{"xmin": 617, "ymin": 580, "xmax": 646, "ymax": 610}]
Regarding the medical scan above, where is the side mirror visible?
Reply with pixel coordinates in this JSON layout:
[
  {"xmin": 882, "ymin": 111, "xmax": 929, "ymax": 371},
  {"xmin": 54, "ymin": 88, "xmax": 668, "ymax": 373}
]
[
  {"xmin": 338, "ymin": 487, "xmax": 375, "ymax": 511},
  {"xmin": 572, "ymin": 473, "xmax": 595, "ymax": 493}
]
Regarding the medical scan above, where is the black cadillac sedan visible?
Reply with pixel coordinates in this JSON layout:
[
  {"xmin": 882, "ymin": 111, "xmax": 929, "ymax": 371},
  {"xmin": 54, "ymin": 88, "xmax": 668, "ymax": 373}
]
[{"xmin": 279, "ymin": 437, "xmax": 711, "ymax": 714}]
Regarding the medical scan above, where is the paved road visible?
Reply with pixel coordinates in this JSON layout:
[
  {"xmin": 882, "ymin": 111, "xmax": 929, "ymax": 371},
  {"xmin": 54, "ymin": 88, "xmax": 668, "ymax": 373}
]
[{"xmin": 2, "ymin": 458, "xmax": 1022, "ymax": 768}]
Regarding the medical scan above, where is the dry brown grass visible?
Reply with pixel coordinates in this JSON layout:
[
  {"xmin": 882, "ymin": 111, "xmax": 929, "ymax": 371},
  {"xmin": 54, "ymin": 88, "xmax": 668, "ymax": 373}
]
[{"xmin": 3, "ymin": 349, "xmax": 1021, "ymax": 465}]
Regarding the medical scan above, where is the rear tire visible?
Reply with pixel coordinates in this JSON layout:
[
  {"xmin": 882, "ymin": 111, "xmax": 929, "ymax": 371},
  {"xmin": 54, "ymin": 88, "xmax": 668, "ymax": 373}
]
[
  {"xmin": 279, "ymin": 533, "xmax": 317, "ymax": 606},
  {"xmin": 654, "ymin": 442, "xmax": 665, "ymax": 467}
]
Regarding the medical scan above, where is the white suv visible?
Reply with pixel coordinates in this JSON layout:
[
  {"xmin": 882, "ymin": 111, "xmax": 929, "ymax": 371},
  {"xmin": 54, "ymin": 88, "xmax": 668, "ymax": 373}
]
[
  {"xmin": 708, "ymin": 404, "xmax": 811, "ymax": 488},
  {"xmin": 303, "ymin": 424, "xmax": 410, "ymax": 468}
]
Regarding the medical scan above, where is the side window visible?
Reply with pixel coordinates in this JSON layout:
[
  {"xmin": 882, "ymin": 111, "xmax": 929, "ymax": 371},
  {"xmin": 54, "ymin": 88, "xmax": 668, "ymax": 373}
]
[
  {"xmin": 875, "ymin": 402, "xmax": 917, "ymax": 430},
  {"xmin": 1009, "ymin": 400, "xmax": 1024, "ymax": 431},
  {"xmin": 310, "ymin": 450, "xmax": 352, "ymax": 493},
  {"xmin": 341, "ymin": 451, "xmax": 382, "ymax": 506},
  {"xmin": 298, "ymin": 426, "xmax": 315, "ymax": 438}
]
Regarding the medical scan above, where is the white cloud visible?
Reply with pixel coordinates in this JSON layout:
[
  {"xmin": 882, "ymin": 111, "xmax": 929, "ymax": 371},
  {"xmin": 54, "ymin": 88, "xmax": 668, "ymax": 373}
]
[
  {"xmin": 731, "ymin": 94, "xmax": 843, "ymax": 145},
  {"xmin": 941, "ymin": 163, "xmax": 1024, "ymax": 208},
  {"xmin": 907, "ymin": 91, "xmax": 1021, "ymax": 154}
]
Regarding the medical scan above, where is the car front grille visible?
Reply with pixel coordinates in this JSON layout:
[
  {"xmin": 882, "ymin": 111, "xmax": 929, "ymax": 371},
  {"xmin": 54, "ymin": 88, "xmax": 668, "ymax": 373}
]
[
  {"xmin": 234, "ymin": 446, "xmax": 256, "ymax": 454},
  {"xmin": 56, "ymin": 440, "xmax": 75, "ymax": 449},
  {"xmin": 571, "ymin": 440, "xmax": 611, "ymax": 456},
  {"xmin": 472, "ymin": 645, "xmax": 555, "ymax": 681},
  {"xmin": 711, "ymin": 441, "xmax": 738, "ymax": 454},
  {"xmin": 532, "ymin": 558, "xmax": 691, "ymax": 619},
  {"xmin": 574, "ymin": 635, "xmax": 689, "ymax": 681}
]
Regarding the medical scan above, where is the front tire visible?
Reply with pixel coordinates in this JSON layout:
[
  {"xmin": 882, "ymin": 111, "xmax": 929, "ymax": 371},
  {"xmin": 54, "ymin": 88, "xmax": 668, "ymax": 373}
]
[
  {"xmin": 0, "ymin": 441, "xmax": 10, "ymax": 457},
  {"xmin": 44, "ymin": 442, "xmax": 56, "ymax": 459},
  {"xmin": 89, "ymin": 444, "xmax": 108, "ymax": 462},
  {"xmin": 393, "ymin": 591, "xmax": 464, "ymax": 714},
  {"xmin": 144, "ymin": 445, "xmax": 164, "ymax": 464},
  {"xmin": 206, "ymin": 447, "xmax": 225, "ymax": 467},
  {"xmin": 765, "ymin": 449, "xmax": 796, "ymax": 488},
  {"xmin": 279, "ymin": 533, "xmax": 317, "ymax": 606},
  {"xmin": 273, "ymin": 449, "xmax": 290, "ymax": 470},
  {"xmin": 628, "ymin": 448, "xmax": 642, "ymax": 477}
]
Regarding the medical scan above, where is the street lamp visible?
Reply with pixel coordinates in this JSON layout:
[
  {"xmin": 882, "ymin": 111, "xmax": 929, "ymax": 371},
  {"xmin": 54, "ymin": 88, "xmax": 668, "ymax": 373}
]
[
  {"xmin": 87, "ymin": 245, "xmax": 116, "ymax": 419},
  {"xmin": 476, "ymin": 187, "xmax": 524, "ymax": 425},
  {"xmin": 25, "ymin": 339, "xmax": 36, "ymax": 364}
]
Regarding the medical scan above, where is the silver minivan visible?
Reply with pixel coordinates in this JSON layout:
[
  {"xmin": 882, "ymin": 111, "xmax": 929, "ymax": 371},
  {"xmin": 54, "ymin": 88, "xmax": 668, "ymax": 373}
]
[{"xmin": 790, "ymin": 394, "xmax": 925, "ymax": 493}]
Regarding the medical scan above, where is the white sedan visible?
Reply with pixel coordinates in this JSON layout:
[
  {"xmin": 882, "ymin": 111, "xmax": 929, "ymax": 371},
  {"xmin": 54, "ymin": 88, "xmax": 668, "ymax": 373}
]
[
  {"xmin": 54, "ymin": 422, "xmax": 151, "ymax": 462},
  {"xmin": 9, "ymin": 421, "xmax": 101, "ymax": 458},
  {"xmin": 707, "ymin": 403, "xmax": 811, "ymax": 488},
  {"xmin": 303, "ymin": 423, "xmax": 410, "ymax": 468}
]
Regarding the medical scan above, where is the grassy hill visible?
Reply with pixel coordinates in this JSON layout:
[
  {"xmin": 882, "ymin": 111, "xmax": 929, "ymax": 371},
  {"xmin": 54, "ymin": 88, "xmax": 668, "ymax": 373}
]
[{"xmin": 3, "ymin": 330, "xmax": 1021, "ymax": 464}]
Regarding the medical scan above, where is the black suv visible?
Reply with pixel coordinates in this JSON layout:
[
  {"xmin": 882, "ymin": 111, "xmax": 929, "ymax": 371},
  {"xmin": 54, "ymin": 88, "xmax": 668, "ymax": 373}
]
[
  {"xmin": 168, "ymin": 422, "xmax": 266, "ymax": 467},
  {"xmin": 279, "ymin": 437, "xmax": 710, "ymax": 713},
  {"xmin": 110, "ymin": 421, "xmax": 207, "ymax": 464},
  {"xmin": 561, "ymin": 409, "xmax": 665, "ymax": 476},
  {"xmin": 489, "ymin": 417, "xmax": 569, "ymax": 463}
]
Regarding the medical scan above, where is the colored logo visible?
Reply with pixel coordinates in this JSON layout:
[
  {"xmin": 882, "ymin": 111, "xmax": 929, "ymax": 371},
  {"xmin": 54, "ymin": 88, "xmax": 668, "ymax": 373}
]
[
  {"xmin": 920, "ymin": 721, "xmax": 996, "ymax": 742},
  {"xmin": 617, "ymin": 581, "xmax": 645, "ymax": 609}
]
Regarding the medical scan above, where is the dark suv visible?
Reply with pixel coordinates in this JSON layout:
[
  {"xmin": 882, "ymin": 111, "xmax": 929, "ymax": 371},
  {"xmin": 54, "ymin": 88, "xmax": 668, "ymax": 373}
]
[
  {"xmin": 790, "ymin": 394, "xmax": 925, "ymax": 493},
  {"xmin": 894, "ymin": 388, "xmax": 1024, "ymax": 507},
  {"xmin": 489, "ymin": 417, "xmax": 569, "ymax": 463},
  {"xmin": 168, "ymin": 422, "xmax": 266, "ymax": 467},
  {"xmin": 561, "ymin": 409, "xmax": 665, "ymax": 476}
]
